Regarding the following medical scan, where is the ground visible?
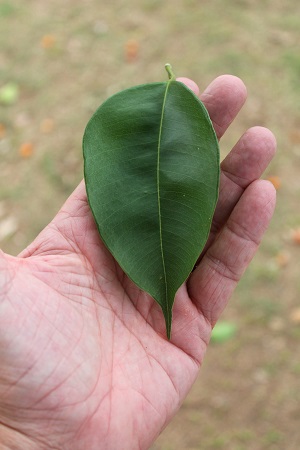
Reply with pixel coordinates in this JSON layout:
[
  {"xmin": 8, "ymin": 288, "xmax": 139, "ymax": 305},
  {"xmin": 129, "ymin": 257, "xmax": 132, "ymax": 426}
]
[{"xmin": 1, "ymin": 0, "xmax": 300, "ymax": 449}]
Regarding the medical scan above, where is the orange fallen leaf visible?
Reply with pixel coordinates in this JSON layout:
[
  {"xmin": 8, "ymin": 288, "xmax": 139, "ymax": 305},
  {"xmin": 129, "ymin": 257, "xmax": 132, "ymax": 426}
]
[
  {"xmin": 41, "ymin": 34, "xmax": 56, "ymax": 49},
  {"xmin": 275, "ymin": 251, "xmax": 290, "ymax": 267},
  {"xmin": 267, "ymin": 175, "xmax": 281, "ymax": 190},
  {"xmin": 0, "ymin": 123, "xmax": 6, "ymax": 139},
  {"xmin": 124, "ymin": 39, "xmax": 139, "ymax": 62},
  {"xmin": 291, "ymin": 228, "xmax": 300, "ymax": 245},
  {"xmin": 40, "ymin": 118, "xmax": 54, "ymax": 134},
  {"xmin": 19, "ymin": 142, "xmax": 34, "ymax": 158}
]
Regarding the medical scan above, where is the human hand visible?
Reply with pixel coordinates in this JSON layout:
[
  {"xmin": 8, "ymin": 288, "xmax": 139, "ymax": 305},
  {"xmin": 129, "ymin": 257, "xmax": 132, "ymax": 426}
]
[{"xmin": 0, "ymin": 75, "xmax": 276, "ymax": 450}]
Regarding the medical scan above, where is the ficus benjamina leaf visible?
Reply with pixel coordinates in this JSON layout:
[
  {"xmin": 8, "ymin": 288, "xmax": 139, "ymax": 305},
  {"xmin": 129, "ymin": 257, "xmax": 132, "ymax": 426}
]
[{"xmin": 83, "ymin": 64, "xmax": 220, "ymax": 339}]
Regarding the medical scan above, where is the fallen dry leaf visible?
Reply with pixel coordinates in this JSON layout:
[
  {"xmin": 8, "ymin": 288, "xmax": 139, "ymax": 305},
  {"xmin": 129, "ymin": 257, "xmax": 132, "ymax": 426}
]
[
  {"xmin": 41, "ymin": 34, "xmax": 56, "ymax": 49},
  {"xmin": 291, "ymin": 228, "xmax": 300, "ymax": 245},
  {"xmin": 124, "ymin": 39, "xmax": 139, "ymax": 62},
  {"xmin": 267, "ymin": 175, "xmax": 281, "ymax": 190},
  {"xmin": 19, "ymin": 142, "xmax": 34, "ymax": 158},
  {"xmin": 275, "ymin": 251, "xmax": 290, "ymax": 267}
]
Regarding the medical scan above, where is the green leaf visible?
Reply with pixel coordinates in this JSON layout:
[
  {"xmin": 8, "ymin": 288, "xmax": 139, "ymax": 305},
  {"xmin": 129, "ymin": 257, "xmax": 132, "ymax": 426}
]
[
  {"xmin": 211, "ymin": 322, "xmax": 237, "ymax": 343},
  {"xmin": 83, "ymin": 65, "xmax": 220, "ymax": 338},
  {"xmin": 0, "ymin": 82, "xmax": 19, "ymax": 105}
]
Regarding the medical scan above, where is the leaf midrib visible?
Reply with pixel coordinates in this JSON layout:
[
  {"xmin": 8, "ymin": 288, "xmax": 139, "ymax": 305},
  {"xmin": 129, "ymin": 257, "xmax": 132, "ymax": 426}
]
[{"xmin": 157, "ymin": 80, "xmax": 172, "ymax": 332}]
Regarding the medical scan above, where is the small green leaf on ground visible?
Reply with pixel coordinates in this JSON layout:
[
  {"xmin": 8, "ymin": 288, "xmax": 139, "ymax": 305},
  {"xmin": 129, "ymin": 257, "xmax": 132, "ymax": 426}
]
[
  {"xmin": 211, "ymin": 321, "xmax": 237, "ymax": 343},
  {"xmin": 0, "ymin": 82, "xmax": 19, "ymax": 105}
]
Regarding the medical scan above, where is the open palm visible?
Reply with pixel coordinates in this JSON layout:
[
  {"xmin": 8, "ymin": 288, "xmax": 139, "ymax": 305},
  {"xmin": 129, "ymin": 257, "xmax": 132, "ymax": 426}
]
[{"xmin": 0, "ymin": 75, "xmax": 276, "ymax": 450}]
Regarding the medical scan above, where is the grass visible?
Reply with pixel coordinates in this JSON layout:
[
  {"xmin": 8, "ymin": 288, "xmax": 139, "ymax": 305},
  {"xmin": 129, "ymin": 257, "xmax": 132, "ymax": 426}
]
[{"xmin": 1, "ymin": 0, "xmax": 300, "ymax": 448}]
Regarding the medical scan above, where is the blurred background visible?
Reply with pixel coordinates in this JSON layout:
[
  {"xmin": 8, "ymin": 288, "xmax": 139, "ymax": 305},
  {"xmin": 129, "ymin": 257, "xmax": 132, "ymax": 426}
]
[{"xmin": 1, "ymin": 0, "xmax": 300, "ymax": 448}]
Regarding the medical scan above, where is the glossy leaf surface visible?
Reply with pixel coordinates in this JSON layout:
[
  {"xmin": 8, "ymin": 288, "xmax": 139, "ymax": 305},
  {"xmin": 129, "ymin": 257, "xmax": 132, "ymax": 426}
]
[{"xmin": 83, "ymin": 74, "xmax": 220, "ymax": 338}]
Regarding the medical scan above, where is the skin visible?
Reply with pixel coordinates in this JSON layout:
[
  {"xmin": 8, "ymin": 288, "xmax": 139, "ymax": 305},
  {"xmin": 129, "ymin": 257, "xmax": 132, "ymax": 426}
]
[{"xmin": 0, "ymin": 75, "xmax": 276, "ymax": 450}]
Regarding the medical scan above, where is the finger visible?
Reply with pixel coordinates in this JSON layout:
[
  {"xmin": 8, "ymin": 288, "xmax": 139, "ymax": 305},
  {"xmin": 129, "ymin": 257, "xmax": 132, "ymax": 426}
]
[
  {"xmin": 200, "ymin": 75, "xmax": 247, "ymax": 139},
  {"xmin": 187, "ymin": 179, "xmax": 276, "ymax": 326},
  {"xmin": 177, "ymin": 75, "xmax": 247, "ymax": 140},
  {"xmin": 176, "ymin": 77, "xmax": 200, "ymax": 96},
  {"xmin": 211, "ymin": 126, "xmax": 276, "ymax": 237}
]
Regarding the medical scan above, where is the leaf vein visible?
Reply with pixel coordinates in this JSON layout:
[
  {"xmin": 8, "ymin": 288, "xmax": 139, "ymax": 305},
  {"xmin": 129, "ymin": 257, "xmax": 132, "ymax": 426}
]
[{"xmin": 157, "ymin": 80, "xmax": 172, "ymax": 332}]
